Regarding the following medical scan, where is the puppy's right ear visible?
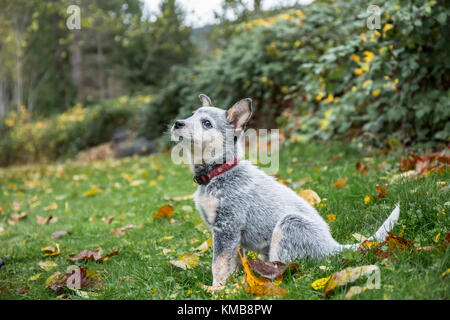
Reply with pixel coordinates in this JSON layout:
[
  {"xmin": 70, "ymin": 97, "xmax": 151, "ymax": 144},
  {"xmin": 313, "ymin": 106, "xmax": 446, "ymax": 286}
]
[
  {"xmin": 227, "ymin": 98, "xmax": 252, "ymax": 130},
  {"xmin": 199, "ymin": 94, "xmax": 212, "ymax": 107}
]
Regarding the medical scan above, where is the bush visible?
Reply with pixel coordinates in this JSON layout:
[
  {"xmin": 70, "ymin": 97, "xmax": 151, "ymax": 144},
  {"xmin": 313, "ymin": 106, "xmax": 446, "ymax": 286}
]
[
  {"xmin": 0, "ymin": 95, "xmax": 149, "ymax": 166},
  {"xmin": 139, "ymin": 0, "xmax": 450, "ymax": 150}
]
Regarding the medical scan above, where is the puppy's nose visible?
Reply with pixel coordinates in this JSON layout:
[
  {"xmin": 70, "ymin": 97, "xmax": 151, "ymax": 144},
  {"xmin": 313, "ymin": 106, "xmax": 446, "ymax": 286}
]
[{"xmin": 174, "ymin": 120, "xmax": 185, "ymax": 129}]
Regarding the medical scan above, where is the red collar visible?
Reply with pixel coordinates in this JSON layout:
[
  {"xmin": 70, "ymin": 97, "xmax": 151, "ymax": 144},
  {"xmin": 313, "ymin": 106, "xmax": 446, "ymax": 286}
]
[{"xmin": 193, "ymin": 158, "xmax": 239, "ymax": 185}]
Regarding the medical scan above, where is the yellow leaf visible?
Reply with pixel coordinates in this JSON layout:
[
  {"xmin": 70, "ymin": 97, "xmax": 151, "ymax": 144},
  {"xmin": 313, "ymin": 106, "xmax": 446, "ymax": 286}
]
[
  {"xmin": 364, "ymin": 195, "xmax": 371, "ymax": 204},
  {"xmin": 195, "ymin": 238, "xmax": 212, "ymax": 254},
  {"xmin": 327, "ymin": 214, "xmax": 337, "ymax": 222},
  {"xmin": 29, "ymin": 273, "xmax": 42, "ymax": 281},
  {"xmin": 299, "ymin": 190, "xmax": 321, "ymax": 206},
  {"xmin": 149, "ymin": 180, "xmax": 157, "ymax": 187},
  {"xmin": 434, "ymin": 233, "xmax": 441, "ymax": 243},
  {"xmin": 38, "ymin": 260, "xmax": 58, "ymax": 271},
  {"xmin": 83, "ymin": 187, "xmax": 104, "ymax": 197},
  {"xmin": 45, "ymin": 272, "xmax": 62, "ymax": 287},
  {"xmin": 170, "ymin": 253, "xmax": 200, "ymax": 270},
  {"xmin": 311, "ymin": 276, "xmax": 331, "ymax": 290},
  {"xmin": 323, "ymin": 265, "xmax": 380, "ymax": 296},
  {"xmin": 372, "ymin": 89, "xmax": 381, "ymax": 97}
]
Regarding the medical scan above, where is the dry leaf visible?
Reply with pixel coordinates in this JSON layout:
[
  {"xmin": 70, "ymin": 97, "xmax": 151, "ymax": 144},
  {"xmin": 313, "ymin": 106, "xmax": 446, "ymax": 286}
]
[
  {"xmin": 41, "ymin": 243, "xmax": 61, "ymax": 257},
  {"xmin": 39, "ymin": 260, "xmax": 58, "ymax": 271},
  {"xmin": 298, "ymin": 189, "xmax": 321, "ymax": 206},
  {"xmin": 170, "ymin": 253, "xmax": 200, "ymax": 270},
  {"xmin": 375, "ymin": 185, "xmax": 387, "ymax": 199},
  {"xmin": 333, "ymin": 178, "xmax": 348, "ymax": 188},
  {"xmin": 103, "ymin": 216, "xmax": 114, "ymax": 224},
  {"xmin": 8, "ymin": 212, "xmax": 28, "ymax": 225},
  {"xmin": 247, "ymin": 260, "xmax": 286, "ymax": 280},
  {"xmin": 83, "ymin": 187, "xmax": 105, "ymax": 197},
  {"xmin": 47, "ymin": 267, "xmax": 102, "ymax": 293},
  {"xmin": 327, "ymin": 214, "xmax": 337, "ymax": 222},
  {"xmin": 352, "ymin": 233, "xmax": 367, "ymax": 242},
  {"xmin": 29, "ymin": 273, "xmax": 42, "ymax": 281},
  {"xmin": 69, "ymin": 248, "xmax": 118, "ymax": 262},
  {"xmin": 195, "ymin": 238, "xmax": 212, "ymax": 254},
  {"xmin": 44, "ymin": 202, "xmax": 58, "ymax": 211},
  {"xmin": 238, "ymin": 248, "xmax": 287, "ymax": 297},
  {"xmin": 52, "ymin": 231, "xmax": 70, "ymax": 239},
  {"xmin": 110, "ymin": 224, "xmax": 136, "ymax": 236},
  {"xmin": 37, "ymin": 215, "xmax": 54, "ymax": 225},
  {"xmin": 355, "ymin": 162, "xmax": 369, "ymax": 174},
  {"xmin": 153, "ymin": 205, "xmax": 174, "ymax": 219},
  {"xmin": 323, "ymin": 265, "xmax": 380, "ymax": 296}
]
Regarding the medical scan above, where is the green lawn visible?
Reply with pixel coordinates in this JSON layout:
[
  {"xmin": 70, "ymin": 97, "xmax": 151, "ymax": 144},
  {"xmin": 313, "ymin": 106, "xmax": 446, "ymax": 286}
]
[{"xmin": 0, "ymin": 143, "xmax": 448, "ymax": 300}]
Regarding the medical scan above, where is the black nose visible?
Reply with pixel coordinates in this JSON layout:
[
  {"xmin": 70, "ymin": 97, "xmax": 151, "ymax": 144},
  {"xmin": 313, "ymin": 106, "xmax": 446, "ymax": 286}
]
[{"xmin": 174, "ymin": 120, "xmax": 185, "ymax": 129}]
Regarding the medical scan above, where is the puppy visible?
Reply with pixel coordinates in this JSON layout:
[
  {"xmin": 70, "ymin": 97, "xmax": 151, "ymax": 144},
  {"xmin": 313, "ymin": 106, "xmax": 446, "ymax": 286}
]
[{"xmin": 171, "ymin": 94, "xmax": 399, "ymax": 287}]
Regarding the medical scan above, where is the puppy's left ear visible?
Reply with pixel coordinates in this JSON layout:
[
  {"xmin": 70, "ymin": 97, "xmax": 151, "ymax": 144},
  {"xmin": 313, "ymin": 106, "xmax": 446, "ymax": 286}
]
[
  {"xmin": 227, "ymin": 98, "xmax": 252, "ymax": 130},
  {"xmin": 199, "ymin": 94, "xmax": 212, "ymax": 107}
]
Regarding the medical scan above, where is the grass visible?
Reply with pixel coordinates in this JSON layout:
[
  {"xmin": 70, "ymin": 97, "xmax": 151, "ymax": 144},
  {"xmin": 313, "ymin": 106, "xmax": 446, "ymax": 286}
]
[{"xmin": 0, "ymin": 142, "xmax": 448, "ymax": 300}]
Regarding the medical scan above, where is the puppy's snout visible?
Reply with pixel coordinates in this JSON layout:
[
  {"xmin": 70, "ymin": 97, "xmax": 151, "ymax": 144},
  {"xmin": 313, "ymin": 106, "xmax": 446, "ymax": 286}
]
[{"xmin": 174, "ymin": 120, "xmax": 185, "ymax": 129}]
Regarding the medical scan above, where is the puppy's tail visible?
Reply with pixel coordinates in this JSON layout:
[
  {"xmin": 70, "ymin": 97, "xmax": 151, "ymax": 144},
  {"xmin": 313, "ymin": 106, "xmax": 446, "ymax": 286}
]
[{"xmin": 338, "ymin": 205, "xmax": 400, "ymax": 251}]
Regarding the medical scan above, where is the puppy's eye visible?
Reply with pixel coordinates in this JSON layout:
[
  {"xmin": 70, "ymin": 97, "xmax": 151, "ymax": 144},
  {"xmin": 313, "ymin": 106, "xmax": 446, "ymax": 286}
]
[{"xmin": 202, "ymin": 119, "xmax": 213, "ymax": 129}]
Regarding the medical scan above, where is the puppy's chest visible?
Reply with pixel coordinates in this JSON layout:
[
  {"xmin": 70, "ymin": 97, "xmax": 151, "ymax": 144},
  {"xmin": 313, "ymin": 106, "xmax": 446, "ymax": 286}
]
[{"xmin": 195, "ymin": 189, "xmax": 220, "ymax": 228}]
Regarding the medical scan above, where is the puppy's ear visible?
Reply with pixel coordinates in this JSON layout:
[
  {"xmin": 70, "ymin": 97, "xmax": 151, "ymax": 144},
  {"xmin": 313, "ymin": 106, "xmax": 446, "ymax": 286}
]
[
  {"xmin": 199, "ymin": 94, "xmax": 212, "ymax": 107},
  {"xmin": 227, "ymin": 98, "xmax": 252, "ymax": 130}
]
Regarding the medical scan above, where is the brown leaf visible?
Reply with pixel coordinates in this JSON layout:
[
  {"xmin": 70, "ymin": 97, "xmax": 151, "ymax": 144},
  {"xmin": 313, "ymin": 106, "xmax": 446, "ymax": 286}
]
[
  {"xmin": 69, "ymin": 248, "xmax": 118, "ymax": 262},
  {"xmin": 52, "ymin": 231, "xmax": 70, "ymax": 239},
  {"xmin": 355, "ymin": 162, "xmax": 369, "ymax": 174},
  {"xmin": 8, "ymin": 212, "xmax": 28, "ymax": 225},
  {"xmin": 333, "ymin": 178, "xmax": 348, "ymax": 188},
  {"xmin": 44, "ymin": 202, "xmax": 58, "ymax": 211},
  {"xmin": 103, "ymin": 216, "xmax": 114, "ymax": 224},
  {"xmin": 385, "ymin": 232, "xmax": 414, "ymax": 252},
  {"xmin": 375, "ymin": 185, "xmax": 387, "ymax": 199},
  {"xmin": 153, "ymin": 205, "xmax": 174, "ymax": 219},
  {"xmin": 110, "ymin": 224, "xmax": 136, "ymax": 236},
  {"xmin": 298, "ymin": 189, "xmax": 321, "ymax": 206},
  {"xmin": 238, "ymin": 248, "xmax": 287, "ymax": 297},
  {"xmin": 374, "ymin": 161, "xmax": 387, "ymax": 171},
  {"xmin": 37, "ymin": 215, "xmax": 55, "ymax": 225},
  {"xmin": 47, "ymin": 267, "xmax": 102, "ymax": 293},
  {"xmin": 247, "ymin": 260, "xmax": 287, "ymax": 280}
]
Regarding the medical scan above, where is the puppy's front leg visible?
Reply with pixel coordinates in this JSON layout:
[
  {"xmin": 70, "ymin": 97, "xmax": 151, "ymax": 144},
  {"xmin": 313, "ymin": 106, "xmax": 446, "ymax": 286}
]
[{"xmin": 211, "ymin": 228, "xmax": 240, "ymax": 286}]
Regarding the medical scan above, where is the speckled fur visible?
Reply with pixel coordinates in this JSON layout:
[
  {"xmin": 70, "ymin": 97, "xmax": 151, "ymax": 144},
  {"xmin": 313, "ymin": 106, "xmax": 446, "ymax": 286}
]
[{"xmin": 171, "ymin": 94, "xmax": 400, "ymax": 286}]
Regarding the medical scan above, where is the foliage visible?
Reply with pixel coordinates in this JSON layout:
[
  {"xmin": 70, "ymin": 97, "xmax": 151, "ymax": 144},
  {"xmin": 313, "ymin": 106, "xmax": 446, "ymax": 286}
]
[
  {"xmin": 139, "ymin": 0, "xmax": 450, "ymax": 149},
  {"xmin": 0, "ymin": 95, "xmax": 149, "ymax": 166}
]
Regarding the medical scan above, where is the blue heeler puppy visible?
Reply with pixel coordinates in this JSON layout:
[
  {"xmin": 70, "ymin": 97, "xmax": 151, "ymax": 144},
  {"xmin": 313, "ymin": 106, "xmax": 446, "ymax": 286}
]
[{"xmin": 171, "ymin": 94, "xmax": 400, "ymax": 289}]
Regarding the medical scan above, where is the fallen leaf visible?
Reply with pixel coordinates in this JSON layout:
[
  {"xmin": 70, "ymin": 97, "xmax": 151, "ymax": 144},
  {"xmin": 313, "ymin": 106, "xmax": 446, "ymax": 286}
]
[
  {"xmin": 355, "ymin": 162, "xmax": 369, "ymax": 174},
  {"xmin": 364, "ymin": 195, "xmax": 371, "ymax": 204},
  {"xmin": 39, "ymin": 260, "xmax": 58, "ymax": 271},
  {"xmin": 37, "ymin": 215, "xmax": 55, "ymax": 225},
  {"xmin": 327, "ymin": 214, "xmax": 337, "ymax": 222},
  {"xmin": 103, "ymin": 216, "xmax": 114, "ymax": 224},
  {"xmin": 311, "ymin": 276, "xmax": 331, "ymax": 290},
  {"xmin": 247, "ymin": 260, "xmax": 286, "ymax": 280},
  {"xmin": 375, "ymin": 161, "xmax": 387, "ymax": 171},
  {"xmin": 323, "ymin": 265, "xmax": 380, "ymax": 296},
  {"xmin": 299, "ymin": 189, "xmax": 321, "ymax": 206},
  {"xmin": 385, "ymin": 232, "xmax": 414, "ymax": 252},
  {"xmin": 47, "ymin": 267, "xmax": 102, "ymax": 293},
  {"xmin": 375, "ymin": 185, "xmax": 387, "ymax": 199},
  {"xmin": 110, "ymin": 224, "xmax": 136, "ymax": 236},
  {"xmin": 238, "ymin": 248, "xmax": 287, "ymax": 297},
  {"xmin": 359, "ymin": 240, "xmax": 379, "ymax": 249},
  {"xmin": 41, "ymin": 243, "xmax": 61, "ymax": 257},
  {"xmin": 44, "ymin": 202, "xmax": 58, "ymax": 211},
  {"xmin": 83, "ymin": 187, "xmax": 105, "ymax": 197},
  {"xmin": 29, "ymin": 273, "xmax": 42, "ymax": 281},
  {"xmin": 69, "ymin": 248, "xmax": 118, "ymax": 262},
  {"xmin": 153, "ymin": 205, "xmax": 174, "ymax": 219},
  {"xmin": 52, "ymin": 231, "xmax": 70, "ymax": 239},
  {"xmin": 8, "ymin": 212, "xmax": 28, "ymax": 225},
  {"xmin": 170, "ymin": 253, "xmax": 200, "ymax": 270},
  {"xmin": 352, "ymin": 233, "xmax": 367, "ymax": 242},
  {"xmin": 195, "ymin": 238, "xmax": 212, "ymax": 254},
  {"xmin": 333, "ymin": 178, "xmax": 348, "ymax": 188}
]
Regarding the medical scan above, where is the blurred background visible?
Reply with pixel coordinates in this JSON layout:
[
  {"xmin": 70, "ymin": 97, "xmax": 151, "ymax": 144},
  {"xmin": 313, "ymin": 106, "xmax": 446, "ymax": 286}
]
[{"xmin": 0, "ymin": 0, "xmax": 448, "ymax": 167}]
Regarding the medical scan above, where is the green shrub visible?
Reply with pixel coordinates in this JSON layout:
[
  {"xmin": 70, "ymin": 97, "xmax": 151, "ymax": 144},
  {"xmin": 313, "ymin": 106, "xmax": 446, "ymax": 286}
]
[
  {"xmin": 139, "ymin": 0, "xmax": 450, "ymax": 150},
  {"xmin": 0, "ymin": 95, "xmax": 149, "ymax": 166}
]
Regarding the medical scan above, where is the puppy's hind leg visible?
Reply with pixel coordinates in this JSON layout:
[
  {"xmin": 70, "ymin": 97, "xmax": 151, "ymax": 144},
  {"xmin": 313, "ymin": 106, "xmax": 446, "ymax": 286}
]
[{"xmin": 268, "ymin": 214, "xmax": 340, "ymax": 263}]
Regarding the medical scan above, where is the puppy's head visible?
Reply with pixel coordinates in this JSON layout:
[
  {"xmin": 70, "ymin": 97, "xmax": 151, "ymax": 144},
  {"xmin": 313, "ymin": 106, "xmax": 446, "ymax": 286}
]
[{"xmin": 171, "ymin": 94, "xmax": 252, "ymax": 164}]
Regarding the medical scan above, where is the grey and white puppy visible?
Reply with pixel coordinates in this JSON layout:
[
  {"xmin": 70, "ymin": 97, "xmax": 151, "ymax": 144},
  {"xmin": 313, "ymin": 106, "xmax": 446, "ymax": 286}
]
[{"xmin": 171, "ymin": 94, "xmax": 400, "ymax": 287}]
